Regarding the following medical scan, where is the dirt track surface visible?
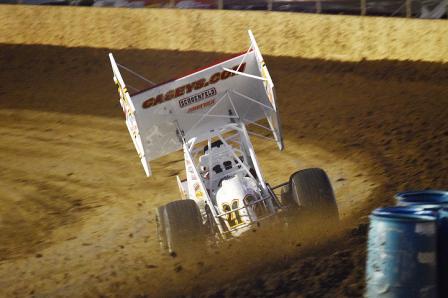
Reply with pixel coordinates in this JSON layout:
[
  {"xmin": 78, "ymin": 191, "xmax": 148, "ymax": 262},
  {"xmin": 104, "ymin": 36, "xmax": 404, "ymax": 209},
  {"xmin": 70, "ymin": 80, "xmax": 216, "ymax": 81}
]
[{"xmin": 0, "ymin": 43, "xmax": 447, "ymax": 297}]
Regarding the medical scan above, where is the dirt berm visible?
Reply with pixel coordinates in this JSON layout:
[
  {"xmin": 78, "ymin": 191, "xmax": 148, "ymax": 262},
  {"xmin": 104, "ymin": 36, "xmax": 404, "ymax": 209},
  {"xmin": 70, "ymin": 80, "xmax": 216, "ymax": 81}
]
[{"xmin": 0, "ymin": 5, "xmax": 447, "ymax": 298}]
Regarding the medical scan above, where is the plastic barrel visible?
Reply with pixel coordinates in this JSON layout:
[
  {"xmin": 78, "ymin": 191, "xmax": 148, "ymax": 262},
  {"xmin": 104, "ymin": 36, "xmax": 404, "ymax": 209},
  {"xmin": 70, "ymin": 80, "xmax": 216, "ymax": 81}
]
[
  {"xmin": 438, "ymin": 208, "xmax": 448, "ymax": 297},
  {"xmin": 395, "ymin": 190, "xmax": 448, "ymax": 207},
  {"xmin": 366, "ymin": 207, "xmax": 438, "ymax": 297}
]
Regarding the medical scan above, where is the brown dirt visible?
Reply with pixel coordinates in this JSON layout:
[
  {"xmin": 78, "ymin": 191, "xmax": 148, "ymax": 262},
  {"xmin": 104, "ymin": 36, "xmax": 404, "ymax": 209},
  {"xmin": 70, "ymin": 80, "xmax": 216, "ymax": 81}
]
[{"xmin": 0, "ymin": 43, "xmax": 447, "ymax": 297}]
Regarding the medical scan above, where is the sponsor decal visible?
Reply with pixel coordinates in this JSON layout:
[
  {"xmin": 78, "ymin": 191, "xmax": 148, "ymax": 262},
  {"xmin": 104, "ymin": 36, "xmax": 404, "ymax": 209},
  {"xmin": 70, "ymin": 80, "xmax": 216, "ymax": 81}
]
[
  {"xmin": 194, "ymin": 183, "xmax": 203, "ymax": 199},
  {"xmin": 193, "ymin": 183, "xmax": 200, "ymax": 191},
  {"xmin": 179, "ymin": 87, "xmax": 216, "ymax": 108},
  {"xmin": 187, "ymin": 99, "xmax": 215, "ymax": 113},
  {"xmin": 196, "ymin": 190, "xmax": 203, "ymax": 200},
  {"xmin": 114, "ymin": 77, "xmax": 131, "ymax": 116},
  {"xmin": 142, "ymin": 63, "xmax": 246, "ymax": 109}
]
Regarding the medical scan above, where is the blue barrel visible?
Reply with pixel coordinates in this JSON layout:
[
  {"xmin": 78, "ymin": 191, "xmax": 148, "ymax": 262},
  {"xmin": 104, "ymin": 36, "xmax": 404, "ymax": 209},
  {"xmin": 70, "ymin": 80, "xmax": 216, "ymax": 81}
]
[
  {"xmin": 366, "ymin": 207, "xmax": 438, "ymax": 297},
  {"xmin": 395, "ymin": 190, "xmax": 448, "ymax": 207},
  {"xmin": 438, "ymin": 208, "xmax": 448, "ymax": 297}
]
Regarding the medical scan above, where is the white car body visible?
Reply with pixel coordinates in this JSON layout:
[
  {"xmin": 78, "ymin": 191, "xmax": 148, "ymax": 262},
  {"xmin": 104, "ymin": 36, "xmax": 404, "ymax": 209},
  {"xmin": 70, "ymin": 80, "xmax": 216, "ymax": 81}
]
[{"xmin": 109, "ymin": 30, "xmax": 285, "ymax": 238}]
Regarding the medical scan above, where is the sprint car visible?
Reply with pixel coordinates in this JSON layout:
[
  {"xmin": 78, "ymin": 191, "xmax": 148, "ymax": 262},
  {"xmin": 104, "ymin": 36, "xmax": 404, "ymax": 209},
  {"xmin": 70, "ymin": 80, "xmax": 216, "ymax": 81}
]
[{"xmin": 109, "ymin": 30, "xmax": 339, "ymax": 254}]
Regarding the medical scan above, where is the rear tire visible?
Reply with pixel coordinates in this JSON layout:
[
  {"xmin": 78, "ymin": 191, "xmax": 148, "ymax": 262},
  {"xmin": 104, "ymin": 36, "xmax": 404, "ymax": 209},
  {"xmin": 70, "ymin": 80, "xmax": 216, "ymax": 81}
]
[
  {"xmin": 288, "ymin": 168, "xmax": 339, "ymax": 222},
  {"xmin": 157, "ymin": 199, "xmax": 206, "ymax": 255}
]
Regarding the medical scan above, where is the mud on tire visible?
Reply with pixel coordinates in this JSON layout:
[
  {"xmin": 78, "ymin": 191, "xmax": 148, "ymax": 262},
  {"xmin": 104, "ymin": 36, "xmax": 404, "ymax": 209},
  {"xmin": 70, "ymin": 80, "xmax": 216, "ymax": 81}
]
[{"xmin": 155, "ymin": 205, "xmax": 168, "ymax": 250}]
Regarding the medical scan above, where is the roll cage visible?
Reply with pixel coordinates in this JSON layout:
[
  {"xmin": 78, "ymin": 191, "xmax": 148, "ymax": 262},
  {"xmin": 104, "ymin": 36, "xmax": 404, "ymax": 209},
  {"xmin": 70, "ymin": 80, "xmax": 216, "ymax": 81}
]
[{"xmin": 179, "ymin": 121, "xmax": 279, "ymax": 236}]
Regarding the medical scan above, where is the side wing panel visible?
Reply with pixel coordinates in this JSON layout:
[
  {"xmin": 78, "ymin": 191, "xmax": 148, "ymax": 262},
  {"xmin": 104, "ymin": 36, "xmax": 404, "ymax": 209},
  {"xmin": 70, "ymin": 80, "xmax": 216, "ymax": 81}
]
[
  {"xmin": 109, "ymin": 54, "xmax": 151, "ymax": 176},
  {"xmin": 248, "ymin": 30, "xmax": 284, "ymax": 150}
]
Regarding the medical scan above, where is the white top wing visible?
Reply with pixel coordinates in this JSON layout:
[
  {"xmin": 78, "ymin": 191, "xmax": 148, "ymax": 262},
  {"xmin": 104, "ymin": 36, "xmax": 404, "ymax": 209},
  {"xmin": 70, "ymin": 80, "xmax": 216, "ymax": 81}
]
[{"xmin": 109, "ymin": 31, "xmax": 282, "ymax": 176}]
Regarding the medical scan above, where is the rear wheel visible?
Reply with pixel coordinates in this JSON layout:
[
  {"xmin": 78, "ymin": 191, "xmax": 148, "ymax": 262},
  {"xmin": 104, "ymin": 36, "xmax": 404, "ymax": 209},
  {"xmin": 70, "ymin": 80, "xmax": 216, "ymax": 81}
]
[
  {"xmin": 156, "ymin": 199, "xmax": 206, "ymax": 255},
  {"xmin": 288, "ymin": 168, "xmax": 339, "ymax": 222}
]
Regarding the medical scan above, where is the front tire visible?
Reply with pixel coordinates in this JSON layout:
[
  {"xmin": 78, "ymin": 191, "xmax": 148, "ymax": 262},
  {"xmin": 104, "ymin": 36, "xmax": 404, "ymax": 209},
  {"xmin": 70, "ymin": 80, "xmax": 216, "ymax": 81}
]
[{"xmin": 288, "ymin": 168, "xmax": 339, "ymax": 222}]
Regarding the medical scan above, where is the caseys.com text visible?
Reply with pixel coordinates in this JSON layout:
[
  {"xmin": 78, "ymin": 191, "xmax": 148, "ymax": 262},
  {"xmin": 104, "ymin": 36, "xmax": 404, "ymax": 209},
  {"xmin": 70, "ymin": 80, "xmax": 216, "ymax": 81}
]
[{"xmin": 142, "ymin": 63, "xmax": 246, "ymax": 109}]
